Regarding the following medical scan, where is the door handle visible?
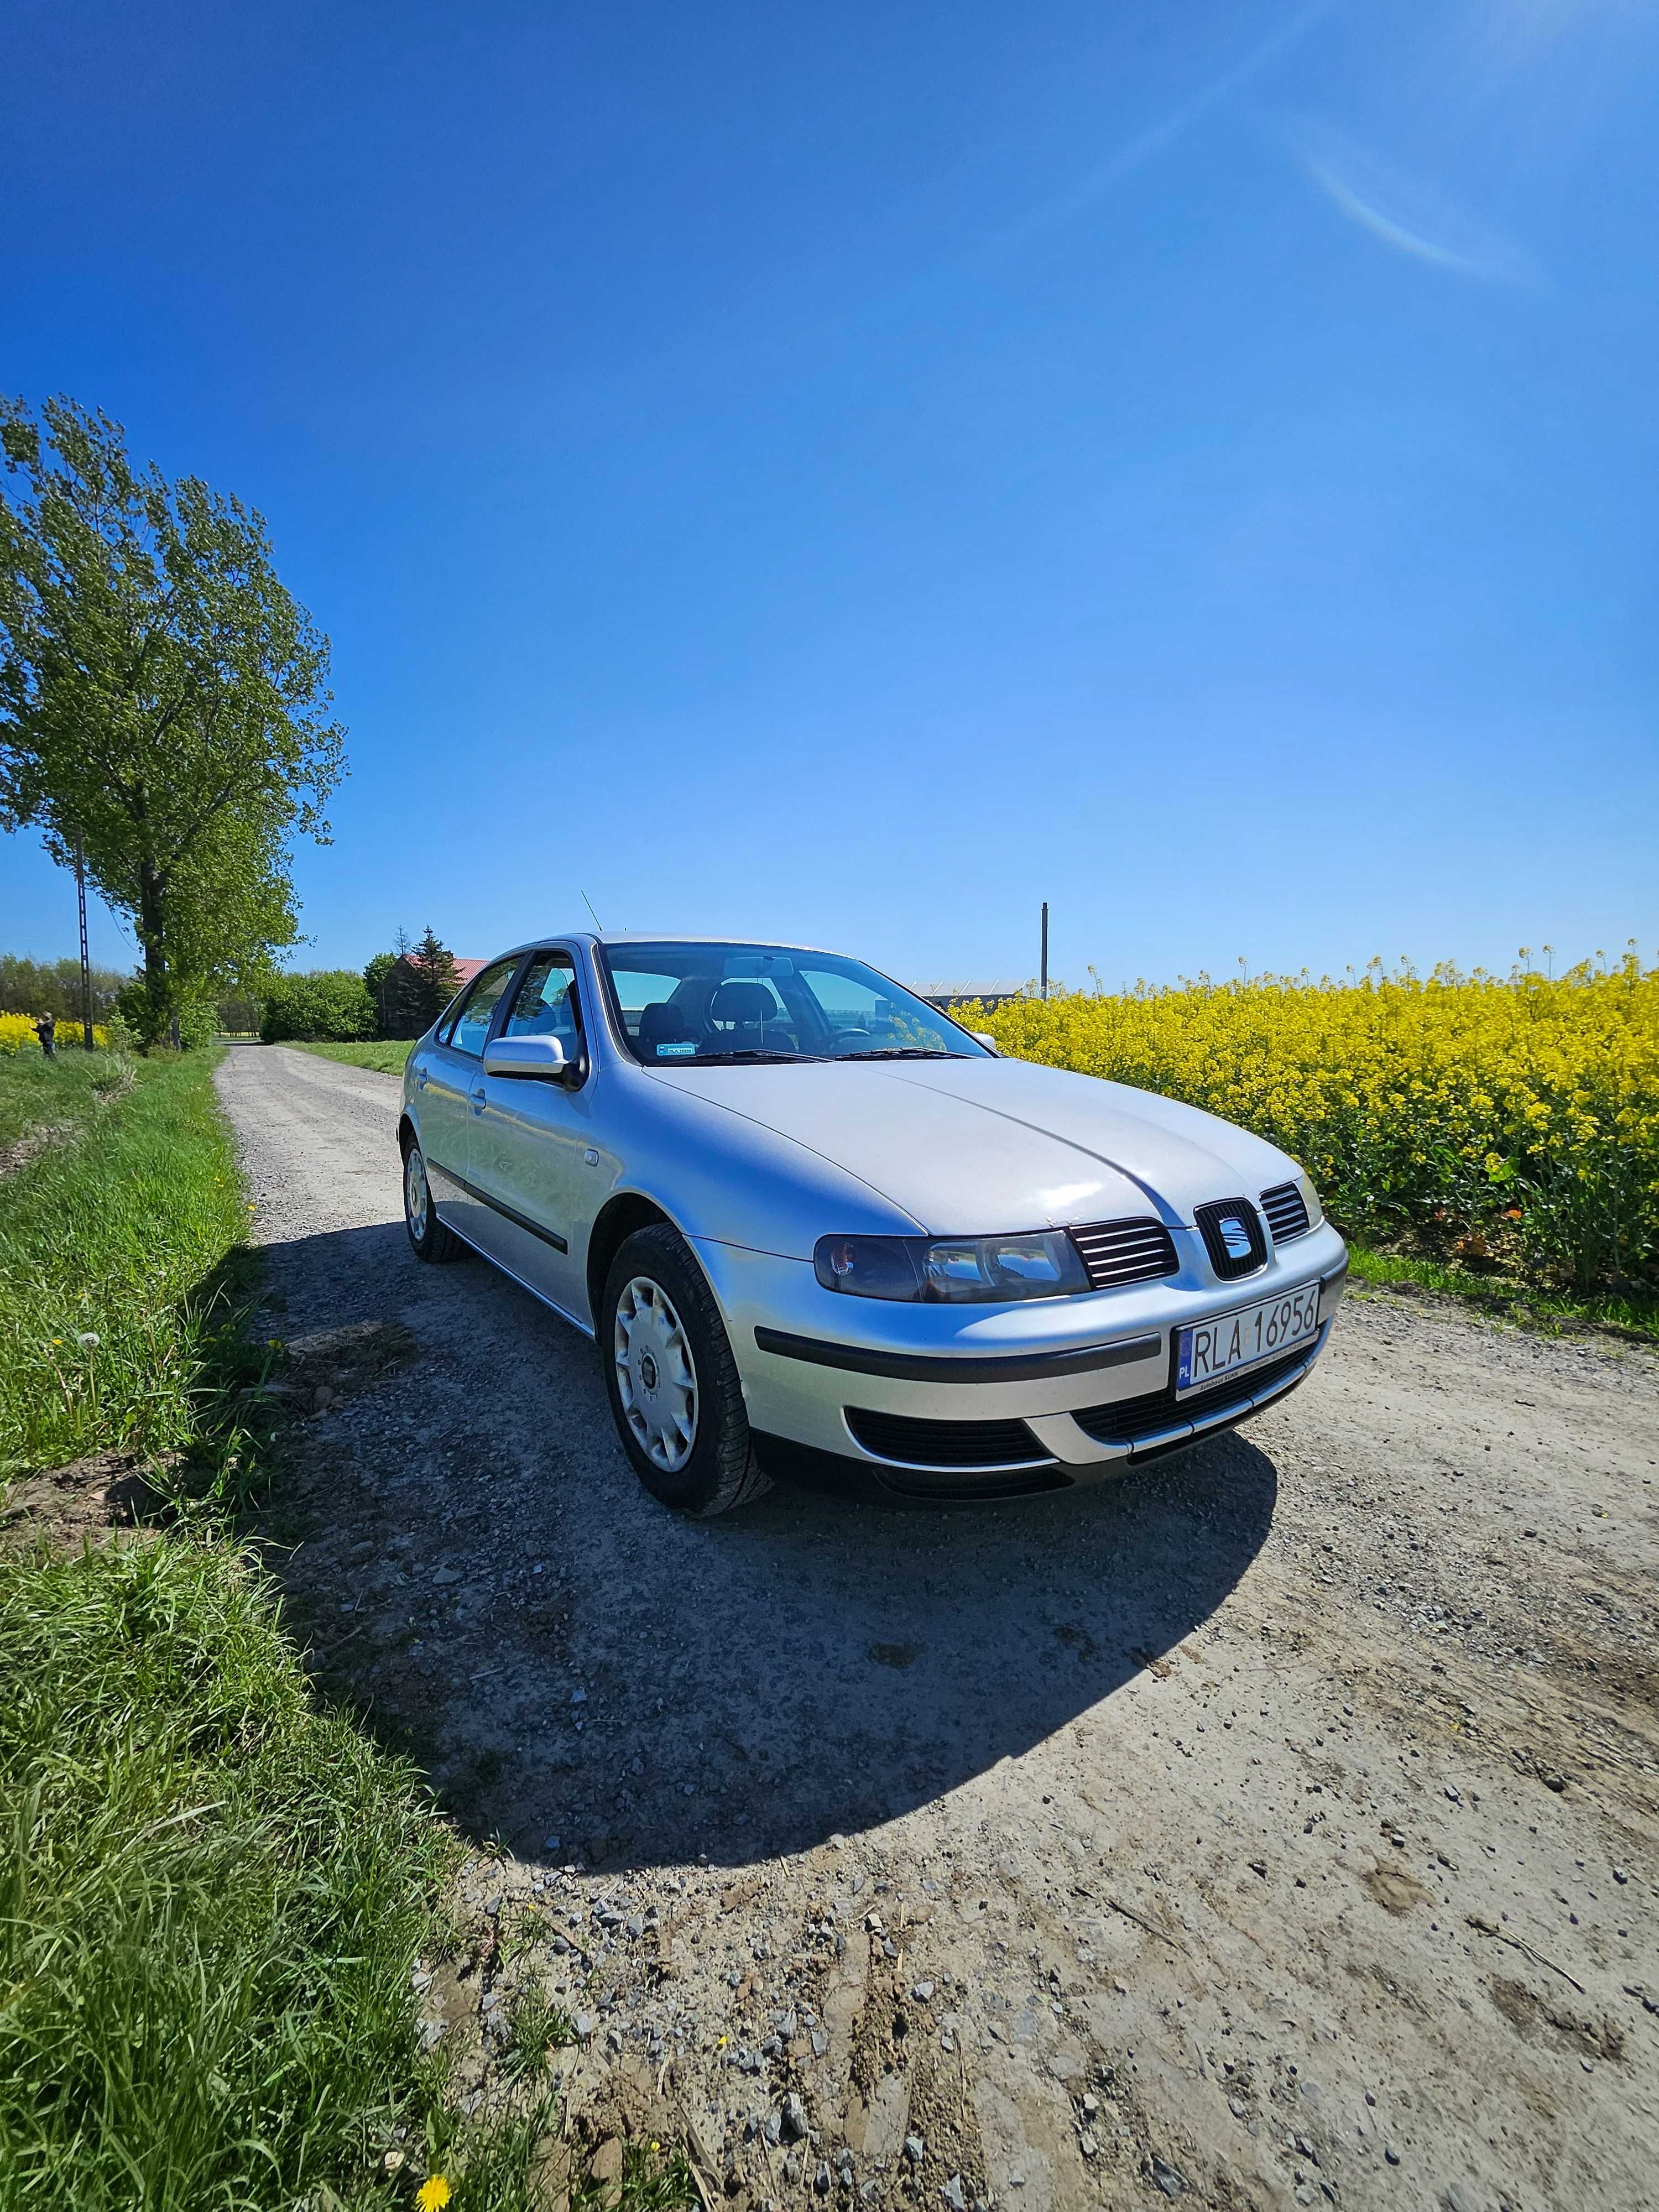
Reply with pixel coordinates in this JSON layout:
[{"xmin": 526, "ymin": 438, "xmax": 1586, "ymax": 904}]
[{"xmin": 469, "ymin": 1085, "xmax": 487, "ymax": 1114}]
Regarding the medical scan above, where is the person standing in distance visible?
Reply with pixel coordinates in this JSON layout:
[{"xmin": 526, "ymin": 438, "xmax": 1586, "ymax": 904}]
[{"xmin": 34, "ymin": 1010, "xmax": 56, "ymax": 1058}]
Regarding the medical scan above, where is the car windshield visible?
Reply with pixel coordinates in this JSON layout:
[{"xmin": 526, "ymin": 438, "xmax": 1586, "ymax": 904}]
[{"xmin": 598, "ymin": 942, "xmax": 991, "ymax": 1067}]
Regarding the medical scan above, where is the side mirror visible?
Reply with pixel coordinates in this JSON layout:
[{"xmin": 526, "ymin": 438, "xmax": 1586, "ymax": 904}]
[
  {"xmin": 969, "ymin": 1030, "xmax": 1000, "ymax": 1056},
  {"xmin": 483, "ymin": 1034, "xmax": 571, "ymax": 1082}
]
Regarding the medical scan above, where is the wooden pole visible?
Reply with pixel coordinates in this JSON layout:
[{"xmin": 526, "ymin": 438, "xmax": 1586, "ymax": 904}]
[{"xmin": 74, "ymin": 832, "xmax": 93, "ymax": 1048}]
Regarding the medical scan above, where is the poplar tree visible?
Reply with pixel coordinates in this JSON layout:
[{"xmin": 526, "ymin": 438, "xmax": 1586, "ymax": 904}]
[{"xmin": 0, "ymin": 395, "xmax": 346, "ymax": 1046}]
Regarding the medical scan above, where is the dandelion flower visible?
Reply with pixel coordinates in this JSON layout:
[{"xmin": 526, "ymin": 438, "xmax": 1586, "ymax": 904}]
[
  {"xmin": 415, "ymin": 2179, "xmax": 452, "ymax": 2211},
  {"xmin": 76, "ymin": 1332, "xmax": 100, "ymax": 1349}
]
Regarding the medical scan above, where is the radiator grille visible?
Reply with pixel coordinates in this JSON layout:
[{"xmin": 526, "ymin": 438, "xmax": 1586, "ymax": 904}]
[
  {"xmin": 1260, "ymin": 1180, "xmax": 1311, "ymax": 1244},
  {"xmin": 1074, "ymin": 1342, "xmax": 1313, "ymax": 1449},
  {"xmin": 1068, "ymin": 1216, "xmax": 1180, "ymax": 1290},
  {"xmin": 845, "ymin": 1408, "xmax": 1048, "ymax": 1469}
]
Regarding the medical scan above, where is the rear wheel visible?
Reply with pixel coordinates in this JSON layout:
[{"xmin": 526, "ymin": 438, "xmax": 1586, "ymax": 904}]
[
  {"xmin": 403, "ymin": 1137, "xmax": 464, "ymax": 1263},
  {"xmin": 601, "ymin": 1224, "xmax": 771, "ymax": 1515}
]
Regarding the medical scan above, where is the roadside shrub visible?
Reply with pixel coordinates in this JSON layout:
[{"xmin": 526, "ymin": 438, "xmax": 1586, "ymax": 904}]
[
  {"xmin": 966, "ymin": 952, "xmax": 1659, "ymax": 1293},
  {"xmin": 110, "ymin": 982, "xmax": 219, "ymax": 1052},
  {"xmin": 260, "ymin": 968, "xmax": 376, "ymax": 1044}
]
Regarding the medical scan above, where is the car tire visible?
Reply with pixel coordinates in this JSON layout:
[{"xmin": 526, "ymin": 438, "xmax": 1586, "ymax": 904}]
[
  {"xmin": 403, "ymin": 1135, "xmax": 465, "ymax": 1264},
  {"xmin": 601, "ymin": 1223, "xmax": 772, "ymax": 1516}
]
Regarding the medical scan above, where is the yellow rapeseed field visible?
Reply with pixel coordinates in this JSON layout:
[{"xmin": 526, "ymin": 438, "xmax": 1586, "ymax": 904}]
[
  {"xmin": 963, "ymin": 953, "xmax": 1659, "ymax": 1292},
  {"xmin": 0, "ymin": 1014, "xmax": 113, "ymax": 1054}
]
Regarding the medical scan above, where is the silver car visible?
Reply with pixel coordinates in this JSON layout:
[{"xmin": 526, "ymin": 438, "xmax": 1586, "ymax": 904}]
[{"xmin": 399, "ymin": 936, "xmax": 1347, "ymax": 1514}]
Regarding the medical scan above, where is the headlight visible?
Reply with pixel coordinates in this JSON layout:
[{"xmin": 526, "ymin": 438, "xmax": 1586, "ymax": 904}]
[
  {"xmin": 1296, "ymin": 1169, "xmax": 1325, "ymax": 1228},
  {"xmin": 813, "ymin": 1230, "xmax": 1091, "ymax": 1303}
]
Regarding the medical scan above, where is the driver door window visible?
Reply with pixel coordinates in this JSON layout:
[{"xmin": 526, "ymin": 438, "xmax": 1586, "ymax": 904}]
[
  {"xmin": 503, "ymin": 949, "xmax": 582, "ymax": 1066},
  {"xmin": 445, "ymin": 959, "xmax": 520, "ymax": 1057}
]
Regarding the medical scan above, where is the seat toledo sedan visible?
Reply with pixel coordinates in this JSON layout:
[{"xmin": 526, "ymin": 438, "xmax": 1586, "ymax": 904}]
[{"xmin": 399, "ymin": 936, "xmax": 1347, "ymax": 1514}]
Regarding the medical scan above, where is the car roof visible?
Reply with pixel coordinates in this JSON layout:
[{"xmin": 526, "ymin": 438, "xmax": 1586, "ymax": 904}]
[{"xmin": 492, "ymin": 932, "xmax": 852, "ymax": 959}]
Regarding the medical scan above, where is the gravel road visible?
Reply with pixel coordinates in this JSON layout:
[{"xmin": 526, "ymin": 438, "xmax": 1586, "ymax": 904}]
[{"xmin": 218, "ymin": 1042, "xmax": 1659, "ymax": 2212}]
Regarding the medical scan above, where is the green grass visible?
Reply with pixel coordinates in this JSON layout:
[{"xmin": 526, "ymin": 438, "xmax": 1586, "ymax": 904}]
[
  {"xmin": 1347, "ymin": 1241, "xmax": 1659, "ymax": 1344},
  {"xmin": 279, "ymin": 1040, "xmax": 413, "ymax": 1073},
  {"xmin": 0, "ymin": 1047, "xmax": 132, "ymax": 1157},
  {"xmin": 0, "ymin": 1052, "xmax": 257, "ymax": 1477},
  {"xmin": 0, "ymin": 1536, "xmax": 451, "ymax": 2209},
  {"xmin": 0, "ymin": 1047, "xmax": 694, "ymax": 2212}
]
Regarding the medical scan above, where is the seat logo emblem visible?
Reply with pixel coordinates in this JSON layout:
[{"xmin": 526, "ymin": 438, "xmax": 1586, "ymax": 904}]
[
  {"xmin": 1218, "ymin": 1213, "xmax": 1254, "ymax": 1259},
  {"xmin": 639, "ymin": 1351, "xmax": 659, "ymax": 1393}
]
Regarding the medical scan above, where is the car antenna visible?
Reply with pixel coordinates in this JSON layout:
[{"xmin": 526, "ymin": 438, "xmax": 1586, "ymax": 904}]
[{"xmin": 581, "ymin": 889, "xmax": 606, "ymax": 933}]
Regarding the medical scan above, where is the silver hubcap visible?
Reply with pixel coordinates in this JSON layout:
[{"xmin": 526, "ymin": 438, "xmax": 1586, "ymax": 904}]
[
  {"xmin": 405, "ymin": 1147, "xmax": 430, "ymax": 1239},
  {"xmin": 613, "ymin": 1275, "xmax": 698, "ymax": 1473}
]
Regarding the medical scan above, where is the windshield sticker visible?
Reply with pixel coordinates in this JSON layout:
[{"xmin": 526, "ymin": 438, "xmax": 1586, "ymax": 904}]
[{"xmin": 657, "ymin": 1040, "xmax": 697, "ymax": 1057}]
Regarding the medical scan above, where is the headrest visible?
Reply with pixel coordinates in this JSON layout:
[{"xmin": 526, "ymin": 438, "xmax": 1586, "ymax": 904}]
[
  {"xmin": 638, "ymin": 1001, "xmax": 692, "ymax": 1047},
  {"xmin": 709, "ymin": 980, "xmax": 773, "ymax": 1025}
]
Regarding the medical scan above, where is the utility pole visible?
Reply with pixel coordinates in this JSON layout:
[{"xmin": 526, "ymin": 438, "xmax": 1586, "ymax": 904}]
[
  {"xmin": 74, "ymin": 831, "xmax": 94, "ymax": 1048},
  {"xmin": 1040, "ymin": 902, "xmax": 1049, "ymax": 1002}
]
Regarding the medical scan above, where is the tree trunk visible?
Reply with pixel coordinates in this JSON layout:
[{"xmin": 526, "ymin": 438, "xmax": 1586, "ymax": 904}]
[{"xmin": 137, "ymin": 858, "xmax": 172, "ymax": 1049}]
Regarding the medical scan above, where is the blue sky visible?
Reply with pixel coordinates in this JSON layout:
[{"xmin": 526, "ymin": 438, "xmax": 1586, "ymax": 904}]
[{"xmin": 3, "ymin": 0, "xmax": 1654, "ymax": 990}]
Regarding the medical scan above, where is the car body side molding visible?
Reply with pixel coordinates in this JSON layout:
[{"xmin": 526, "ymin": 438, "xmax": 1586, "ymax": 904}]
[
  {"xmin": 752, "ymin": 1324, "xmax": 1162, "ymax": 1384},
  {"xmin": 425, "ymin": 1155, "xmax": 570, "ymax": 1254}
]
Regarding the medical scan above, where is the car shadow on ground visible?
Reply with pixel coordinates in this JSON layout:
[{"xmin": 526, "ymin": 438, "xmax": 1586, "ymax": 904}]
[{"xmin": 252, "ymin": 1222, "xmax": 1281, "ymax": 1874}]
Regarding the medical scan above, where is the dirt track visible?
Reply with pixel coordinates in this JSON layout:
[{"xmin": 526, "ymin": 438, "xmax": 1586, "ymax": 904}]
[{"xmin": 217, "ymin": 1042, "xmax": 1659, "ymax": 2212}]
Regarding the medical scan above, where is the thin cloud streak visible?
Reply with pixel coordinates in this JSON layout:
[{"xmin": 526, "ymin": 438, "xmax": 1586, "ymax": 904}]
[
  {"xmin": 1288, "ymin": 122, "xmax": 1546, "ymax": 288},
  {"xmin": 983, "ymin": 0, "xmax": 1342, "ymax": 258}
]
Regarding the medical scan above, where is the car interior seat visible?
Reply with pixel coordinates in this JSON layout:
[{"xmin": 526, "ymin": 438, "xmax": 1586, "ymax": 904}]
[
  {"xmin": 637, "ymin": 1001, "xmax": 696, "ymax": 1059},
  {"xmin": 702, "ymin": 979, "xmax": 796, "ymax": 1054}
]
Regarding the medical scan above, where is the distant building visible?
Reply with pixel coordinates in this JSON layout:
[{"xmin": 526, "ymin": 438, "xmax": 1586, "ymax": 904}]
[{"xmin": 377, "ymin": 953, "xmax": 488, "ymax": 1039}]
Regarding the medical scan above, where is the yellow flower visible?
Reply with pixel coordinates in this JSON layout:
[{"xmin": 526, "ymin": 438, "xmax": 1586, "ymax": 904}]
[
  {"xmin": 416, "ymin": 2180, "xmax": 452, "ymax": 2211},
  {"xmin": 968, "ymin": 952, "xmax": 1659, "ymax": 1296}
]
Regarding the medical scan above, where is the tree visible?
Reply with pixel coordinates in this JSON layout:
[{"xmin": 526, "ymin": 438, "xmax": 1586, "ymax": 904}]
[
  {"xmin": 363, "ymin": 926, "xmax": 412, "ymax": 1037},
  {"xmin": 406, "ymin": 927, "xmax": 462, "ymax": 1034},
  {"xmin": 0, "ymin": 952, "xmax": 129, "ymax": 1022},
  {"xmin": 260, "ymin": 969, "xmax": 376, "ymax": 1044},
  {"xmin": 0, "ymin": 396, "xmax": 346, "ymax": 1047}
]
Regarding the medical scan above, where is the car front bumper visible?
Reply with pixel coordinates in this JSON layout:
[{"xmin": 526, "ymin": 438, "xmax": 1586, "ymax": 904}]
[{"xmin": 691, "ymin": 1220, "xmax": 1349, "ymax": 1500}]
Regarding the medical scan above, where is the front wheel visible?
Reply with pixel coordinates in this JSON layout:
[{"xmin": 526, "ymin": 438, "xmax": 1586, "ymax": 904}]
[
  {"xmin": 403, "ymin": 1138, "xmax": 465, "ymax": 1263},
  {"xmin": 601, "ymin": 1224, "xmax": 771, "ymax": 1515}
]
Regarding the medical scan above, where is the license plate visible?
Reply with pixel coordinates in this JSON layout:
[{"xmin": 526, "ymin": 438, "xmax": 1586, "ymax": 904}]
[{"xmin": 1176, "ymin": 1282, "xmax": 1322, "ymax": 1396}]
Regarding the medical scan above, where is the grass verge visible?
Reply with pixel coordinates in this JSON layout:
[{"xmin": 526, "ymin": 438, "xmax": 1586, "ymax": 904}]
[
  {"xmin": 0, "ymin": 1051, "xmax": 691, "ymax": 2211},
  {"xmin": 0, "ymin": 1046, "xmax": 132, "ymax": 1161},
  {"xmin": 0, "ymin": 1052, "xmax": 257, "ymax": 1478},
  {"xmin": 1347, "ymin": 1242, "xmax": 1659, "ymax": 1344},
  {"xmin": 0, "ymin": 1536, "xmax": 452, "ymax": 2209},
  {"xmin": 280, "ymin": 1040, "xmax": 414, "ymax": 1073}
]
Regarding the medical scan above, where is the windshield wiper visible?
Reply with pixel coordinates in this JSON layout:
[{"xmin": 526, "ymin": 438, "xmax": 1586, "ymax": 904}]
[
  {"xmin": 682, "ymin": 1050, "xmax": 827, "ymax": 1066},
  {"xmin": 834, "ymin": 1048, "xmax": 966, "ymax": 1061}
]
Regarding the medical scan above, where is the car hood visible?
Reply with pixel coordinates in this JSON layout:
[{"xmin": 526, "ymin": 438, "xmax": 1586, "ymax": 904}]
[{"xmin": 645, "ymin": 1056, "xmax": 1298, "ymax": 1234}]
